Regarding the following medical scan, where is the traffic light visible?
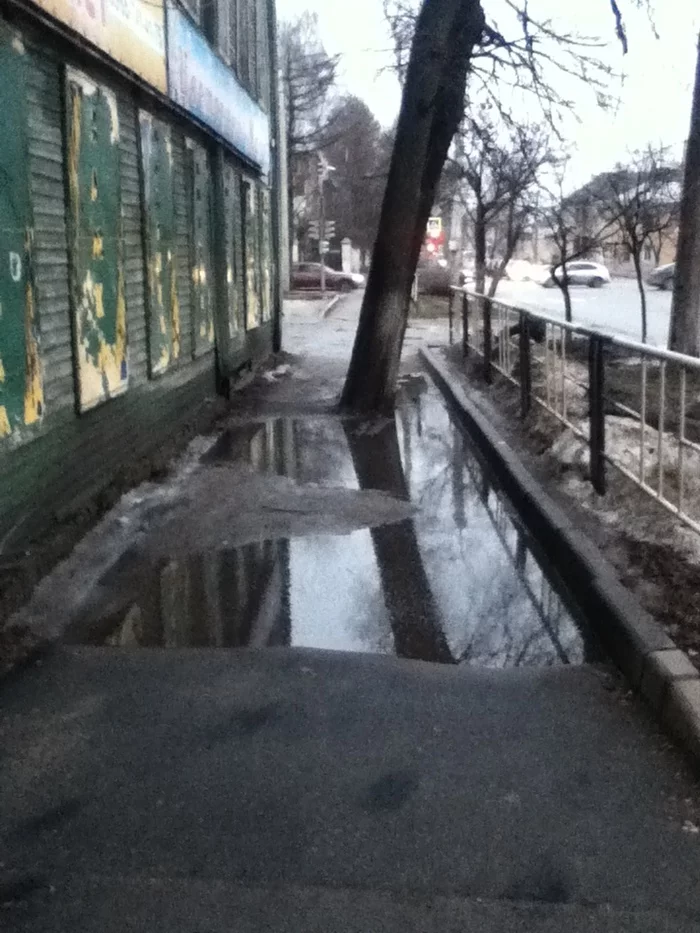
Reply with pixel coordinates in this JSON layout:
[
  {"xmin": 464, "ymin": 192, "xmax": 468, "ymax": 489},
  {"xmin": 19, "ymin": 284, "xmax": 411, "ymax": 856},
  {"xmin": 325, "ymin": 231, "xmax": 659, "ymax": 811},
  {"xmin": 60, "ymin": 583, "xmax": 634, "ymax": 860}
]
[
  {"xmin": 308, "ymin": 220, "xmax": 320, "ymax": 240},
  {"xmin": 325, "ymin": 221, "xmax": 336, "ymax": 239}
]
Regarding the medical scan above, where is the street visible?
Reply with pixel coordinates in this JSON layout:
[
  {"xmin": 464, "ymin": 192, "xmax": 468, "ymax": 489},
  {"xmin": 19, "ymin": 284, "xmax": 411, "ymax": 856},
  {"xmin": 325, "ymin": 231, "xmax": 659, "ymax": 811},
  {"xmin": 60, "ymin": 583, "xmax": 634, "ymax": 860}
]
[{"xmin": 496, "ymin": 278, "xmax": 673, "ymax": 348}]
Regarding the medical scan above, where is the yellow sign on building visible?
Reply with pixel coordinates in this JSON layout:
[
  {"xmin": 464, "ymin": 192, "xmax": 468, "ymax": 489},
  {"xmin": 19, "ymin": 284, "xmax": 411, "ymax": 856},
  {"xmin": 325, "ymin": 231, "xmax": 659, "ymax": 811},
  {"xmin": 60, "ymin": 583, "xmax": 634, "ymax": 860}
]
[{"xmin": 32, "ymin": 0, "xmax": 166, "ymax": 92}]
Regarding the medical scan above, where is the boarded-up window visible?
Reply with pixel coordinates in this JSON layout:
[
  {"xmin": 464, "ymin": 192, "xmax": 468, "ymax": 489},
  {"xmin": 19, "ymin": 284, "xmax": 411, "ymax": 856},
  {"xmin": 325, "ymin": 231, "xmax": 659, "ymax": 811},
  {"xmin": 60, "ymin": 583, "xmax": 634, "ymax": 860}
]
[
  {"xmin": 259, "ymin": 186, "xmax": 272, "ymax": 323},
  {"xmin": 189, "ymin": 141, "xmax": 215, "ymax": 355},
  {"xmin": 239, "ymin": 0, "xmax": 250, "ymax": 89},
  {"xmin": 256, "ymin": 0, "xmax": 270, "ymax": 110},
  {"xmin": 241, "ymin": 179, "xmax": 261, "ymax": 329},
  {"xmin": 139, "ymin": 112, "xmax": 180, "ymax": 376},
  {"xmin": 0, "ymin": 26, "xmax": 43, "ymax": 444},
  {"xmin": 65, "ymin": 69, "xmax": 127, "ymax": 413},
  {"xmin": 249, "ymin": 0, "xmax": 258, "ymax": 97},
  {"xmin": 223, "ymin": 162, "xmax": 244, "ymax": 347},
  {"xmin": 227, "ymin": 0, "xmax": 239, "ymax": 72}
]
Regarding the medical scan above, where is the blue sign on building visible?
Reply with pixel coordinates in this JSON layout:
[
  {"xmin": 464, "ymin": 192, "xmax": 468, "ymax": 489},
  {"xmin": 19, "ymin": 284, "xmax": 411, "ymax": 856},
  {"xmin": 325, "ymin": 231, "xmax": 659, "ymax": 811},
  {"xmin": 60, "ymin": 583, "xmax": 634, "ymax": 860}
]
[{"xmin": 167, "ymin": 6, "xmax": 270, "ymax": 175}]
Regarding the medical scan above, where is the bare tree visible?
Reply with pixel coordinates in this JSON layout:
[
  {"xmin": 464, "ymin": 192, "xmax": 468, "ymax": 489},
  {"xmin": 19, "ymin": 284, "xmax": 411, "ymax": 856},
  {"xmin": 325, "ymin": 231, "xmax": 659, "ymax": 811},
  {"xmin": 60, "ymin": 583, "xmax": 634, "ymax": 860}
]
[
  {"xmin": 340, "ymin": 0, "xmax": 648, "ymax": 412},
  {"xmin": 670, "ymin": 34, "xmax": 700, "ymax": 356},
  {"xmin": 594, "ymin": 147, "xmax": 680, "ymax": 343},
  {"xmin": 279, "ymin": 13, "xmax": 340, "ymax": 265},
  {"xmin": 340, "ymin": 0, "xmax": 485, "ymax": 413},
  {"xmin": 322, "ymin": 96, "xmax": 392, "ymax": 259},
  {"xmin": 453, "ymin": 110, "xmax": 553, "ymax": 296},
  {"xmin": 540, "ymin": 162, "xmax": 620, "ymax": 323},
  {"xmin": 382, "ymin": 0, "xmax": 653, "ymax": 120}
]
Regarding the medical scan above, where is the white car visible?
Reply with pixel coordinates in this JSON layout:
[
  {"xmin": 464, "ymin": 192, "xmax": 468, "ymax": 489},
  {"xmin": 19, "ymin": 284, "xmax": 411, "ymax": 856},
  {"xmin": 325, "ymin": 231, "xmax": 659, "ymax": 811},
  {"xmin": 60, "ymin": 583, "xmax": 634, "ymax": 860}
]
[{"xmin": 539, "ymin": 261, "xmax": 611, "ymax": 289}]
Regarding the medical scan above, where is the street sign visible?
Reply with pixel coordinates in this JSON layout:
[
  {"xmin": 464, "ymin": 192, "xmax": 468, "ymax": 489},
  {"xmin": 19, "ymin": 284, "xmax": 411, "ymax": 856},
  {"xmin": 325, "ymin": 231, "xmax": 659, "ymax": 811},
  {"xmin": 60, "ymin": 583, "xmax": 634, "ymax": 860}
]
[{"xmin": 427, "ymin": 216, "xmax": 442, "ymax": 238}]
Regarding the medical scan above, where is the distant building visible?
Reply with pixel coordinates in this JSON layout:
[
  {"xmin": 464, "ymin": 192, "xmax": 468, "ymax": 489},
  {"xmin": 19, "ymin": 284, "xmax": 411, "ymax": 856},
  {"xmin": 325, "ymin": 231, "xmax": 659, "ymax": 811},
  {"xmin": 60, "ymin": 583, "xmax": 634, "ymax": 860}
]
[{"xmin": 563, "ymin": 167, "xmax": 683, "ymax": 276}]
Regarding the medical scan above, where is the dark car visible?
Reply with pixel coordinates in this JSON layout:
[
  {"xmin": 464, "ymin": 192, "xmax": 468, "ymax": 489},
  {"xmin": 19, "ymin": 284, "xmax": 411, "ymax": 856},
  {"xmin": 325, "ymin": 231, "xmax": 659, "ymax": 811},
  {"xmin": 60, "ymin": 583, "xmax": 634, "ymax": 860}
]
[
  {"xmin": 647, "ymin": 262, "xmax": 675, "ymax": 290},
  {"xmin": 291, "ymin": 263, "xmax": 364, "ymax": 292}
]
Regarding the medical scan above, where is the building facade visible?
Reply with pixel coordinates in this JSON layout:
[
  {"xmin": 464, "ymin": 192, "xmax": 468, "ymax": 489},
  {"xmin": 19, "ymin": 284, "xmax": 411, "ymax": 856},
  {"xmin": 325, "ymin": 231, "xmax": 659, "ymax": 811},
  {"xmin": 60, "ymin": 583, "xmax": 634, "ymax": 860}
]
[{"xmin": 0, "ymin": 0, "xmax": 281, "ymax": 547}]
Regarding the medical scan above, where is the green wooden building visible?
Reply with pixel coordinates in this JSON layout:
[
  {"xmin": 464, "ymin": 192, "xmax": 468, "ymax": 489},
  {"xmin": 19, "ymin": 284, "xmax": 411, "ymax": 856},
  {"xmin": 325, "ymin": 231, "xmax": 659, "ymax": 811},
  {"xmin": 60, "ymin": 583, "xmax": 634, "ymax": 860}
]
[{"xmin": 0, "ymin": 0, "xmax": 281, "ymax": 548}]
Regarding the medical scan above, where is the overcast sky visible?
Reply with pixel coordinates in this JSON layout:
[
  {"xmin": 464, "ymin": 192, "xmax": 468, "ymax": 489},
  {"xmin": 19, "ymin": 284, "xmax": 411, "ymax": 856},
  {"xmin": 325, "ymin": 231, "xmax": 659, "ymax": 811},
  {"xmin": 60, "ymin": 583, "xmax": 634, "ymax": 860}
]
[{"xmin": 276, "ymin": 0, "xmax": 698, "ymax": 186}]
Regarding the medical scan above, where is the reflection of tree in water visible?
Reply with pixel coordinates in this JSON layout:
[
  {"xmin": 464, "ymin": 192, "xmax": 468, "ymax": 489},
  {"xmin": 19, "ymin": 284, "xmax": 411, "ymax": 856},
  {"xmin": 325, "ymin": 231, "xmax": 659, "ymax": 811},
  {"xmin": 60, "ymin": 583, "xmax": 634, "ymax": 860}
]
[
  {"xmin": 388, "ymin": 390, "xmax": 592, "ymax": 667},
  {"xmin": 344, "ymin": 416, "xmax": 457, "ymax": 664}
]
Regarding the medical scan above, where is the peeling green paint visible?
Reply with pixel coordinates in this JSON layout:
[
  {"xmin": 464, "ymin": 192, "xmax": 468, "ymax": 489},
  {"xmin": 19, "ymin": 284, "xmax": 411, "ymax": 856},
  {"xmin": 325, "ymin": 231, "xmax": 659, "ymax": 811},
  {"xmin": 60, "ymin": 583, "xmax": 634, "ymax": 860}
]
[
  {"xmin": 190, "ymin": 143, "xmax": 215, "ymax": 356},
  {"xmin": 66, "ymin": 69, "xmax": 127, "ymax": 412},
  {"xmin": 140, "ymin": 113, "xmax": 181, "ymax": 377},
  {"xmin": 0, "ymin": 24, "xmax": 44, "ymax": 446},
  {"xmin": 242, "ymin": 178, "xmax": 261, "ymax": 331}
]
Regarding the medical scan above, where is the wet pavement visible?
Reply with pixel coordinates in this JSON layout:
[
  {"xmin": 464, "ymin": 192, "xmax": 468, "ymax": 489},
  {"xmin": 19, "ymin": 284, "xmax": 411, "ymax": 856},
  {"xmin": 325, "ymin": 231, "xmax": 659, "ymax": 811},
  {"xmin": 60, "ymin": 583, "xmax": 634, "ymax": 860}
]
[
  {"xmin": 4, "ymin": 291, "xmax": 700, "ymax": 932},
  {"xmin": 64, "ymin": 378, "xmax": 594, "ymax": 668}
]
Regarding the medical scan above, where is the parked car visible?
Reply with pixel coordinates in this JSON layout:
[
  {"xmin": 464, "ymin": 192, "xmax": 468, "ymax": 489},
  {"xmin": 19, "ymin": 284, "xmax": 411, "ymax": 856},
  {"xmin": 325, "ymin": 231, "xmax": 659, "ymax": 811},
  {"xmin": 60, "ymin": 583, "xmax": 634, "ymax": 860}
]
[
  {"xmin": 291, "ymin": 263, "xmax": 365, "ymax": 291},
  {"xmin": 647, "ymin": 262, "xmax": 675, "ymax": 290},
  {"xmin": 539, "ymin": 261, "xmax": 611, "ymax": 289}
]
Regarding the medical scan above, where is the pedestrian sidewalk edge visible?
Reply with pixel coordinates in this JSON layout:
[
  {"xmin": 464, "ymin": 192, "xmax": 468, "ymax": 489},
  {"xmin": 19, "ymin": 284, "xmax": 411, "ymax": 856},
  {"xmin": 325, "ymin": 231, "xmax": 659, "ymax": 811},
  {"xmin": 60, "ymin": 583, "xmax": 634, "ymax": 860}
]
[
  {"xmin": 421, "ymin": 344, "xmax": 700, "ymax": 770},
  {"xmin": 321, "ymin": 295, "xmax": 340, "ymax": 318}
]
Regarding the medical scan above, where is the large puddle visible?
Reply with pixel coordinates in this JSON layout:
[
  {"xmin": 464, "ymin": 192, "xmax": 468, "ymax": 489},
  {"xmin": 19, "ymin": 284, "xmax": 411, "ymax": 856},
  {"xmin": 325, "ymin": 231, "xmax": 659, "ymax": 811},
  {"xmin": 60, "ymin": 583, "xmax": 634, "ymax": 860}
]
[{"xmin": 65, "ymin": 377, "xmax": 598, "ymax": 668}]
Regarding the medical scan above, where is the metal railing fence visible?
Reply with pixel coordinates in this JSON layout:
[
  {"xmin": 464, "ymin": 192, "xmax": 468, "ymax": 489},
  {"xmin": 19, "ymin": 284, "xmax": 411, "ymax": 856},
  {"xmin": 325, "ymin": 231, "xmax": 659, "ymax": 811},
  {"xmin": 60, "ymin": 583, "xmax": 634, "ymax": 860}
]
[{"xmin": 439, "ymin": 286, "xmax": 700, "ymax": 536}]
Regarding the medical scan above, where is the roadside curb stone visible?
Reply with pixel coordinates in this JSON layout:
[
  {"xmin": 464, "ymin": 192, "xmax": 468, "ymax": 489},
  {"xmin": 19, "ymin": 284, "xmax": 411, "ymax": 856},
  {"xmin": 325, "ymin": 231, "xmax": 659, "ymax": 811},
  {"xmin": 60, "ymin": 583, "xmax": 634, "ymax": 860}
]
[
  {"xmin": 421, "ymin": 345, "xmax": 700, "ymax": 770},
  {"xmin": 322, "ymin": 295, "xmax": 340, "ymax": 318}
]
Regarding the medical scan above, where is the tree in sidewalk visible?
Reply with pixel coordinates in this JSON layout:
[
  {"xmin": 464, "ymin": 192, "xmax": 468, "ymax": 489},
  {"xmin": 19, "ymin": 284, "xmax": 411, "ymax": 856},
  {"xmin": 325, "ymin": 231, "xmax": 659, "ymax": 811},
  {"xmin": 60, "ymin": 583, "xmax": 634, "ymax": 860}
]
[
  {"xmin": 593, "ymin": 147, "xmax": 680, "ymax": 343},
  {"xmin": 279, "ymin": 13, "xmax": 340, "ymax": 265},
  {"xmin": 340, "ymin": 0, "xmax": 486, "ymax": 413},
  {"xmin": 452, "ymin": 110, "xmax": 553, "ymax": 297},
  {"xmin": 669, "ymin": 34, "xmax": 700, "ymax": 356},
  {"xmin": 340, "ymin": 0, "xmax": 650, "ymax": 413}
]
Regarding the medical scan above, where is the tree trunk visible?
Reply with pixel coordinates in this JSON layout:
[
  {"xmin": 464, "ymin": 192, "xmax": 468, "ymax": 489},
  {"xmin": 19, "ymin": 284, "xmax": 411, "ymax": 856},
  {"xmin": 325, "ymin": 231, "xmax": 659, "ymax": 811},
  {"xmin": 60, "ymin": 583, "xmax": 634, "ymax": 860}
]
[
  {"xmin": 669, "ymin": 34, "xmax": 700, "ymax": 355},
  {"xmin": 340, "ymin": 0, "xmax": 485, "ymax": 412},
  {"xmin": 554, "ymin": 260, "xmax": 573, "ymax": 323},
  {"xmin": 632, "ymin": 246, "xmax": 648, "ymax": 343},
  {"xmin": 488, "ymin": 211, "xmax": 522, "ymax": 299},
  {"xmin": 474, "ymin": 199, "xmax": 487, "ymax": 296},
  {"xmin": 284, "ymin": 58, "xmax": 295, "ymax": 273}
]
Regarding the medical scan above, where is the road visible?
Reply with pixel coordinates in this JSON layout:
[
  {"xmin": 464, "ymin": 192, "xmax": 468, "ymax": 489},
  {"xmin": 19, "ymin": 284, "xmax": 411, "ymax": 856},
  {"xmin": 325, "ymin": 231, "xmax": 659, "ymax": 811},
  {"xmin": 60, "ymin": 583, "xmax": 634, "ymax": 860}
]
[{"xmin": 495, "ymin": 278, "xmax": 672, "ymax": 348}]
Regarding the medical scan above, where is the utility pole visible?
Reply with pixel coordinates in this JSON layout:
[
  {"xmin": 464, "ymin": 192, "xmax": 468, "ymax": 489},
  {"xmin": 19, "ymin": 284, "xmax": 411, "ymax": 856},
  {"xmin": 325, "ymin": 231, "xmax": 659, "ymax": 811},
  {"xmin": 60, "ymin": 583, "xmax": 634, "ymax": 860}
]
[
  {"xmin": 319, "ymin": 156, "xmax": 326, "ymax": 293},
  {"xmin": 317, "ymin": 153, "xmax": 335, "ymax": 293},
  {"xmin": 669, "ymin": 33, "xmax": 700, "ymax": 355}
]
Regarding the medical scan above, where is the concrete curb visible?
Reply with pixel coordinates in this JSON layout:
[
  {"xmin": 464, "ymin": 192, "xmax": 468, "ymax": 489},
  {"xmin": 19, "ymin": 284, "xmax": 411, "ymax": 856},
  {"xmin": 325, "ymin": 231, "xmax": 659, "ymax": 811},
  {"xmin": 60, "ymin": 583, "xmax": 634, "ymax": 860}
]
[
  {"xmin": 321, "ymin": 295, "xmax": 340, "ymax": 318},
  {"xmin": 421, "ymin": 345, "xmax": 700, "ymax": 767}
]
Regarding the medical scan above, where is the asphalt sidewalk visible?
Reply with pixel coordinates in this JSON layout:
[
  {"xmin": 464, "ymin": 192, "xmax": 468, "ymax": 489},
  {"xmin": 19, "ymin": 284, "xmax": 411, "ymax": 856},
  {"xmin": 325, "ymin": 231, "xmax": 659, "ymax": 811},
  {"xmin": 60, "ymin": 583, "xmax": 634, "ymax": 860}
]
[{"xmin": 3, "ymin": 291, "xmax": 700, "ymax": 931}]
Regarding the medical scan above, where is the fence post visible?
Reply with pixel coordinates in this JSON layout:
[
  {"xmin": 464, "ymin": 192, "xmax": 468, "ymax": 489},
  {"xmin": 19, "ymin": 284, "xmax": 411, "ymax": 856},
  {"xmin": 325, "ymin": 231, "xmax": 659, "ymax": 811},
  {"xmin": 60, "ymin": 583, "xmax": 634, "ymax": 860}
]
[
  {"xmin": 588, "ymin": 335, "xmax": 606, "ymax": 495},
  {"xmin": 483, "ymin": 296, "xmax": 492, "ymax": 384},
  {"xmin": 448, "ymin": 290, "xmax": 454, "ymax": 346},
  {"xmin": 519, "ymin": 311, "xmax": 531, "ymax": 419},
  {"xmin": 461, "ymin": 291, "xmax": 469, "ymax": 358}
]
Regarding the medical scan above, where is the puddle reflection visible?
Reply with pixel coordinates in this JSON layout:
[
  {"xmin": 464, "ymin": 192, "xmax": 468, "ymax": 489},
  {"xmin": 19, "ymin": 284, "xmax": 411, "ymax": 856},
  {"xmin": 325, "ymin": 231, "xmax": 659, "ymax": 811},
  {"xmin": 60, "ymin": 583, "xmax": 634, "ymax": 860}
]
[{"xmin": 67, "ymin": 381, "xmax": 598, "ymax": 667}]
